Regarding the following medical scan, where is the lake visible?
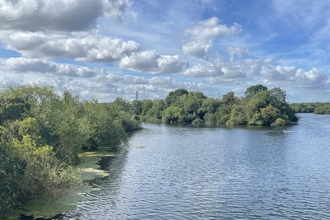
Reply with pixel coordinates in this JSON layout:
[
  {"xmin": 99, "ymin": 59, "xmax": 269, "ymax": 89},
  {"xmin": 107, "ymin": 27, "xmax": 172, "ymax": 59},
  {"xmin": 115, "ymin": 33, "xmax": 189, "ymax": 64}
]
[{"xmin": 40, "ymin": 114, "xmax": 330, "ymax": 219}]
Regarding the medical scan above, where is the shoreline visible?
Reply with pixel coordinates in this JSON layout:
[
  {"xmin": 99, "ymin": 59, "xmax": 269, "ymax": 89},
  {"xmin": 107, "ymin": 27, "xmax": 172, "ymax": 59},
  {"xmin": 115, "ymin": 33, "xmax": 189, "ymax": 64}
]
[{"xmin": 7, "ymin": 151, "xmax": 116, "ymax": 219}]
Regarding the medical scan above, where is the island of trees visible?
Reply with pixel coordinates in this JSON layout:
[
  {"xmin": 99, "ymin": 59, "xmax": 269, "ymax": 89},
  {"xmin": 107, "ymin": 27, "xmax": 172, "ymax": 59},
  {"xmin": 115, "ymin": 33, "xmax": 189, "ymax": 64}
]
[
  {"xmin": 0, "ymin": 83, "xmax": 299, "ymax": 217},
  {"xmin": 134, "ymin": 84, "xmax": 299, "ymax": 126}
]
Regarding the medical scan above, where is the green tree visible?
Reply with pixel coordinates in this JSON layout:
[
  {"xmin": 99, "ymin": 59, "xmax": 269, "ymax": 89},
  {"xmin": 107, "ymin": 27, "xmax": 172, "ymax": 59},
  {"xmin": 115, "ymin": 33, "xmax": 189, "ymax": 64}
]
[
  {"xmin": 246, "ymin": 90, "xmax": 271, "ymax": 125},
  {"xmin": 0, "ymin": 141, "xmax": 26, "ymax": 216},
  {"xmin": 226, "ymin": 104, "xmax": 246, "ymax": 125},
  {"xmin": 314, "ymin": 104, "xmax": 330, "ymax": 114},
  {"xmin": 244, "ymin": 84, "xmax": 268, "ymax": 100},
  {"xmin": 260, "ymin": 105, "xmax": 281, "ymax": 125},
  {"xmin": 132, "ymin": 100, "xmax": 143, "ymax": 115},
  {"xmin": 164, "ymin": 88, "xmax": 188, "ymax": 107},
  {"xmin": 0, "ymin": 97, "xmax": 31, "ymax": 125},
  {"xmin": 162, "ymin": 106, "xmax": 183, "ymax": 123},
  {"xmin": 142, "ymin": 100, "xmax": 153, "ymax": 116},
  {"xmin": 221, "ymin": 91, "xmax": 237, "ymax": 107},
  {"xmin": 145, "ymin": 100, "xmax": 165, "ymax": 122}
]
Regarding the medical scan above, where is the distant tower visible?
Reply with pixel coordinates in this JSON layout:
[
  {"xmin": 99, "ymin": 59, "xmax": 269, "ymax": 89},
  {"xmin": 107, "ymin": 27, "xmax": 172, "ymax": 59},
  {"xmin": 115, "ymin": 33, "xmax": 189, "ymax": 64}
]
[{"xmin": 136, "ymin": 91, "xmax": 138, "ymax": 100}]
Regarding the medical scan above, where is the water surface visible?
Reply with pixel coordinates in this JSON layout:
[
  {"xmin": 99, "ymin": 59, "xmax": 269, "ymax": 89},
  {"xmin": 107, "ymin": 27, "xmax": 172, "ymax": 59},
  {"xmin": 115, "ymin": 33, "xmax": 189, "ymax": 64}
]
[{"xmin": 54, "ymin": 114, "xmax": 330, "ymax": 219}]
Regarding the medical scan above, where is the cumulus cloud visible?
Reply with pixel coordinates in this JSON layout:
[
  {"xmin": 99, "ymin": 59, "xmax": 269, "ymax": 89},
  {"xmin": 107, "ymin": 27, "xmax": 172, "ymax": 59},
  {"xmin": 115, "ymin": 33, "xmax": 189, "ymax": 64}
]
[
  {"xmin": 185, "ymin": 17, "xmax": 242, "ymax": 40},
  {"xmin": 0, "ymin": 32, "xmax": 140, "ymax": 62},
  {"xmin": 260, "ymin": 65, "xmax": 295, "ymax": 81},
  {"xmin": 221, "ymin": 66, "xmax": 246, "ymax": 79},
  {"xmin": 294, "ymin": 68, "xmax": 328, "ymax": 88},
  {"xmin": 0, "ymin": 0, "xmax": 131, "ymax": 31},
  {"xmin": 3, "ymin": 57, "xmax": 101, "ymax": 77},
  {"xmin": 182, "ymin": 40, "xmax": 212, "ymax": 58},
  {"xmin": 183, "ymin": 61, "xmax": 224, "ymax": 77},
  {"xmin": 182, "ymin": 17, "xmax": 242, "ymax": 58},
  {"xmin": 119, "ymin": 50, "xmax": 187, "ymax": 74},
  {"xmin": 189, "ymin": 56, "xmax": 330, "ymax": 90}
]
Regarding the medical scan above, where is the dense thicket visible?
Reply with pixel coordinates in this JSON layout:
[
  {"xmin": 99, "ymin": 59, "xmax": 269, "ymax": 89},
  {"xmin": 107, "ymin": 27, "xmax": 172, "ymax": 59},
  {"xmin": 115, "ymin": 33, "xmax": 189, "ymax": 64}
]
[
  {"xmin": 139, "ymin": 84, "xmax": 299, "ymax": 126},
  {"xmin": 0, "ymin": 84, "xmax": 139, "ymax": 217}
]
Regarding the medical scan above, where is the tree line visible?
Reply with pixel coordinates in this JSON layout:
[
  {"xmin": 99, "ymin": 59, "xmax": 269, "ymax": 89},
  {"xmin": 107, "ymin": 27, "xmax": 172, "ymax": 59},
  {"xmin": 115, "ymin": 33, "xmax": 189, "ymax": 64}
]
[
  {"xmin": 132, "ymin": 84, "xmax": 299, "ymax": 126},
  {"xmin": 290, "ymin": 102, "xmax": 330, "ymax": 114},
  {"xmin": 0, "ymin": 84, "xmax": 139, "ymax": 217}
]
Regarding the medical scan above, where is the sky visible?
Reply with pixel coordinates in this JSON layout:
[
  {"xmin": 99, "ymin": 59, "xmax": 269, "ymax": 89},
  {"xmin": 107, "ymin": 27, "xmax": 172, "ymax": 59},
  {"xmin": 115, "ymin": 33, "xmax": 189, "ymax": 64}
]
[{"xmin": 0, "ymin": 0, "xmax": 330, "ymax": 103}]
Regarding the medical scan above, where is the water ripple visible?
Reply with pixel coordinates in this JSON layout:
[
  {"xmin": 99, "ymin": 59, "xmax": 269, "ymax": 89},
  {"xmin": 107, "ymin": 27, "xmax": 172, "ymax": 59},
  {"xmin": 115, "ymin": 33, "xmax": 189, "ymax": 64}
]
[{"xmin": 56, "ymin": 115, "xmax": 330, "ymax": 220}]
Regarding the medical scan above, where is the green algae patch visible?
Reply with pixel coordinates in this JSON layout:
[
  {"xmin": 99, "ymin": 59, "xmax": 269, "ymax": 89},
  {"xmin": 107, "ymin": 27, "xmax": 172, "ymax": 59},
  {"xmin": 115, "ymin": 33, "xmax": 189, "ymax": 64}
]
[
  {"xmin": 7, "ymin": 151, "xmax": 116, "ymax": 219},
  {"xmin": 76, "ymin": 151, "xmax": 116, "ymax": 181},
  {"xmin": 8, "ymin": 186, "xmax": 92, "ymax": 219}
]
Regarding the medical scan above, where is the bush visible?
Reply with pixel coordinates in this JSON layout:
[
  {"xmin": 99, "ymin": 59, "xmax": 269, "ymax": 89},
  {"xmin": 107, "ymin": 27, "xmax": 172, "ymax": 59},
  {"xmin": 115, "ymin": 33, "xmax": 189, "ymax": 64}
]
[{"xmin": 271, "ymin": 118, "xmax": 287, "ymax": 126}]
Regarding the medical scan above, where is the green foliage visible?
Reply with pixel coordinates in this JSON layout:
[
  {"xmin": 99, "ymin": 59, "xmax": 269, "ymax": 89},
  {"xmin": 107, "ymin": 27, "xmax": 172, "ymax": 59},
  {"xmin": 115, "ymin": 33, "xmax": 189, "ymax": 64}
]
[
  {"xmin": 221, "ymin": 91, "xmax": 238, "ymax": 107},
  {"xmin": 136, "ymin": 85, "xmax": 298, "ymax": 127},
  {"xmin": 244, "ymin": 84, "xmax": 268, "ymax": 100},
  {"xmin": 198, "ymin": 98, "xmax": 220, "ymax": 116},
  {"xmin": 0, "ymin": 84, "xmax": 139, "ymax": 216},
  {"xmin": 164, "ymin": 88, "xmax": 188, "ymax": 107},
  {"xmin": 313, "ymin": 104, "xmax": 330, "ymax": 114},
  {"xmin": 272, "ymin": 118, "xmax": 287, "ymax": 126},
  {"xmin": 145, "ymin": 100, "xmax": 165, "ymax": 122},
  {"xmin": 215, "ymin": 105, "xmax": 231, "ymax": 124},
  {"xmin": 131, "ymin": 100, "xmax": 143, "ymax": 115},
  {"xmin": 113, "ymin": 97, "xmax": 133, "ymax": 113},
  {"xmin": 0, "ymin": 97, "xmax": 31, "ymax": 125},
  {"xmin": 142, "ymin": 100, "xmax": 153, "ymax": 116},
  {"xmin": 269, "ymin": 87, "xmax": 286, "ymax": 107},
  {"xmin": 179, "ymin": 92, "xmax": 207, "ymax": 123},
  {"xmin": 246, "ymin": 90, "xmax": 270, "ymax": 123},
  {"xmin": 290, "ymin": 102, "xmax": 330, "ymax": 115},
  {"xmin": 203, "ymin": 113, "xmax": 217, "ymax": 125},
  {"xmin": 290, "ymin": 102, "xmax": 330, "ymax": 113},
  {"xmin": 260, "ymin": 105, "xmax": 281, "ymax": 125},
  {"xmin": 192, "ymin": 117, "xmax": 203, "ymax": 126},
  {"xmin": 162, "ymin": 106, "xmax": 183, "ymax": 123},
  {"xmin": 226, "ymin": 104, "xmax": 246, "ymax": 126},
  {"xmin": 0, "ymin": 141, "xmax": 26, "ymax": 216}
]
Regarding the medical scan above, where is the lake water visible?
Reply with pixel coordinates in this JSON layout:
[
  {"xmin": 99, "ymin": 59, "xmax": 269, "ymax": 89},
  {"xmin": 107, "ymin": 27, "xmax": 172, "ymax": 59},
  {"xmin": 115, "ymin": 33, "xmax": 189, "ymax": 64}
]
[{"xmin": 52, "ymin": 114, "xmax": 330, "ymax": 219}]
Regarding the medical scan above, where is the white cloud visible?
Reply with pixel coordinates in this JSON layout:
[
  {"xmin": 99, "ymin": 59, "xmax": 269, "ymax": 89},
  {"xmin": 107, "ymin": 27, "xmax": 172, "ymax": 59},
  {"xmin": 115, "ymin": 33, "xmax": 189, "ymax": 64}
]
[
  {"xmin": 3, "ymin": 57, "xmax": 101, "ymax": 77},
  {"xmin": 222, "ymin": 66, "xmax": 246, "ymax": 79},
  {"xmin": 119, "ymin": 50, "xmax": 187, "ymax": 74},
  {"xmin": 185, "ymin": 17, "xmax": 242, "ymax": 40},
  {"xmin": 294, "ymin": 68, "xmax": 328, "ymax": 88},
  {"xmin": 182, "ymin": 17, "xmax": 242, "ymax": 58},
  {"xmin": 0, "ymin": 0, "xmax": 131, "ymax": 31},
  {"xmin": 0, "ymin": 32, "xmax": 140, "ymax": 62},
  {"xmin": 0, "ymin": 75, "xmax": 24, "ymax": 87},
  {"xmin": 183, "ymin": 61, "xmax": 224, "ymax": 77},
  {"xmin": 182, "ymin": 40, "xmax": 212, "ymax": 58}
]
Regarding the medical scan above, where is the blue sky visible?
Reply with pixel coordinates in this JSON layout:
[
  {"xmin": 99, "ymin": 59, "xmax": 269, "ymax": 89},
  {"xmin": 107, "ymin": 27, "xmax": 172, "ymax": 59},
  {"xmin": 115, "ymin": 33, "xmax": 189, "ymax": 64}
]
[{"xmin": 0, "ymin": 0, "xmax": 329, "ymax": 102}]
